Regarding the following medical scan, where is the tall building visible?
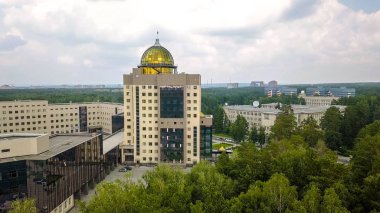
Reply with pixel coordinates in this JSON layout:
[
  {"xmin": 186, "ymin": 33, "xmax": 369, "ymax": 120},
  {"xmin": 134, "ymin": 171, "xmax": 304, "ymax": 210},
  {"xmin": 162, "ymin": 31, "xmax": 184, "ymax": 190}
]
[{"xmin": 122, "ymin": 38, "xmax": 207, "ymax": 165}]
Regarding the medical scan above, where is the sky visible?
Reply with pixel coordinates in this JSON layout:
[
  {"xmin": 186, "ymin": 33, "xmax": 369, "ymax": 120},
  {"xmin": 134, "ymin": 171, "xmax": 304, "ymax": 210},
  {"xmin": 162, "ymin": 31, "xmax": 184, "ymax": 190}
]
[{"xmin": 0, "ymin": 0, "xmax": 380, "ymax": 86}]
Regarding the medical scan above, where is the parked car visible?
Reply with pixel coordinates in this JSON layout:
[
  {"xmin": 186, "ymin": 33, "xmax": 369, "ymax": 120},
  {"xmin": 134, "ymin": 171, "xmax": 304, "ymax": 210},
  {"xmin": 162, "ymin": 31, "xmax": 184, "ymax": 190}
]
[{"xmin": 119, "ymin": 166, "xmax": 132, "ymax": 172}]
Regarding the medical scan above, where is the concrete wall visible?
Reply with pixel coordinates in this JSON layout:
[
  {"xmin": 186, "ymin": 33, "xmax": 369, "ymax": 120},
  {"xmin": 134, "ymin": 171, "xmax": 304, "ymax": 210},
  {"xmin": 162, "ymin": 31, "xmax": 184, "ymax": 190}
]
[{"xmin": 0, "ymin": 134, "xmax": 49, "ymax": 158}]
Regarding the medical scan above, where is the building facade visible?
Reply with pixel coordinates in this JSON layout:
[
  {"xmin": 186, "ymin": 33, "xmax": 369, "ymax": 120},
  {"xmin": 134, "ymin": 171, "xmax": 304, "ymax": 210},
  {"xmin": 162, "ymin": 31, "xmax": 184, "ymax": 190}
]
[
  {"xmin": 305, "ymin": 86, "xmax": 355, "ymax": 97},
  {"xmin": 223, "ymin": 104, "xmax": 346, "ymax": 132},
  {"xmin": 122, "ymin": 38, "xmax": 210, "ymax": 165},
  {"xmin": 0, "ymin": 133, "xmax": 119, "ymax": 212},
  {"xmin": 0, "ymin": 100, "xmax": 123, "ymax": 135},
  {"xmin": 299, "ymin": 91, "xmax": 339, "ymax": 106}
]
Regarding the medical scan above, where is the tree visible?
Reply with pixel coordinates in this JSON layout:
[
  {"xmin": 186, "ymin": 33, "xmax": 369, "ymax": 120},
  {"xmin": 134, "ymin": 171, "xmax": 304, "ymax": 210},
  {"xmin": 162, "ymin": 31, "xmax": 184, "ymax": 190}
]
[
  {"xmin": 271, "ymin": 112, "xmax": 297, "ymax": 141},
  {"xmin": 351, "ymin": 134, "xmax": 380, "ymax": 183},
  {"xmin": 187, "ymin": 161, "xmax": 234, "ymax": 213},
  {"xmin": 341, "ymin": 99, "xmax": 371, "ymax": 149},
  {"xmin": 320, "ymin": 107, "xmax": 343, "ymax": 151},
  {"xmin": 214, "ymin": 106, "xmax": 226, "ymax": 133},
  {"xmin": 299, "ymin": 117, "xmax": 323, "ymax": 147},
  {"xmin": 229, "ymin": 115, "xmax": 248, "ymax": 143},
  {"xmin": 363, "ymin": 173, "xmax": 380, "ymax": 211},
  {"xmin": 321, "ymin": 188, "xmax": 348, "ymax": 213},
  {"xmin": 263, "ymin": 173, "xmax": 297, "ymax": 213},
  {"xmin": 143, "ymin": 165, "xmax": 191, "ymax": 213},
  {"xmin": 9, "ymin": 199, "xmax": 37, "ymax": 213},
  {"xmin": 302, "ymin": 184, "xmax": 321, "ymax": 213},
  {"xmin": 248, "ymin": 126, "xmax": 259, "ymax": 143},
  {"xmin": 258, "ymin": 126, "xmax": 267, "ymax": 147}
]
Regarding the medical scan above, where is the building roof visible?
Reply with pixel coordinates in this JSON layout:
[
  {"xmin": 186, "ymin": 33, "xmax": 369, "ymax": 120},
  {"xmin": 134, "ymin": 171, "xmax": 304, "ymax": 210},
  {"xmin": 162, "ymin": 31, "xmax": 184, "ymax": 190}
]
[
  {"xmin": 0, "ymin": 134, "xmax": 98, "ymax": 164},
  {"xmin": 103, "ymin": 130, "xmax": 124, "ymax": 154},
  {"xmin": 139, "ymin": 39, "xmax": 176, "ymax": 75},
  {"xmin": 224, "ymin": 105, "xmax": 281, "ymax": 114},
  {"xmin": 0, "ymin": 133, "xmax": 45, "ymax": 141},
  {"xmin": 224, "ymin": 104, "xmax": 346, "ymax": 115}
]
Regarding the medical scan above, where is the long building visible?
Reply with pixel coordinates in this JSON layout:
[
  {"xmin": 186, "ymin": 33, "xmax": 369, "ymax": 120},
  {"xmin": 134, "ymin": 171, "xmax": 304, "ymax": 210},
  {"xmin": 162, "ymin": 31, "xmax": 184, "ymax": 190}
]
[
  {"xmin": 299, "ymin": 91, "xmax": 339, "ymax": 106},
  {"xmin": 0, "ymin": 100, "xmax": 123, "ymax": 135},
  {"xmin": 122, "ymin": 38, "xmax": 212, "ymax": 165},
  {"xmin": 305, "ymin": 86, "xmax": 355, "ymax": 97},
  {"xmin": 0, "ymin": 132, "xmax": 120, "ymax": 212},
  {"xmin": 223, "ymin": 104, "xmax": 346, "ymax": 131}
]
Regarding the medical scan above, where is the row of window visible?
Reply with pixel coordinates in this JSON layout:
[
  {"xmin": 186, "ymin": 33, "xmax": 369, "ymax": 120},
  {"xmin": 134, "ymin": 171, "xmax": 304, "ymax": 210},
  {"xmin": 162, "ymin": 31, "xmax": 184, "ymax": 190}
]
[
  {"xmin": 1, "ymin": 104, "xmax": 46, "ymax": 108},
  {"xmin": 140, "ymin": 157, "xmax": 194, "ymax": 162}
]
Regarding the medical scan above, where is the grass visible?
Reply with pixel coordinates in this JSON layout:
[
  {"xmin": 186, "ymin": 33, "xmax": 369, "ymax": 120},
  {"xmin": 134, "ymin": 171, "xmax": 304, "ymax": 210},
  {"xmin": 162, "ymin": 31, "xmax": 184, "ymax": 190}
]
[
  {"xmin": 213, "ymin": 133, "xmax": 232, "ymax": 138},
  {"xmin": 212, "ymin": 143, "xmax": 233, "ymax": 150}
]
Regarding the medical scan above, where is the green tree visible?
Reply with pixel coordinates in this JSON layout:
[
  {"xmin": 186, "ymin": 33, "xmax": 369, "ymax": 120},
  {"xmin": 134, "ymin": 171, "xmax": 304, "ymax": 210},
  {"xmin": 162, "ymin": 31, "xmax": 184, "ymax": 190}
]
[
  {"xmin": 229, "ymin": 115, "xmax": 248, "ymax": 143},
  {"xmin": 9, "ymin": 199, "xmax": 37, "ymax": 213},
  {"xmin": 299, "ymin": 117, "xmax": 323, "ymax": 147},
  {"xmin": 321, "ymin": 188, "xmax": 348, "ymax": 213},
  {"xmin": 271, "ymin": 111, "xmax": 297, "ymax": 141},
  {"xmin": 143, "ymin": 165, "xmax": 191, "ymax": 212},
  {"xmin": 363, "ymin": 173, "xmax": 380, "ymax": 211},
  {"xmin": 258, "ymin": 126, "xmax": 267, "ymax": 147},
  {"xmin": 351, "ymin": 134, "xmax": 380, "ymax": 183},
  {"xmin": 248, "ymin": 126, "xmax": 259, "ymax": 143},
  {"xmin": 302, "ymin": 184, "xmax": 321, "ymax": 213},
  {"xmin": 263, "ymin": 173, "xmax": 297, "ymax": 213},
  {"xmin": 320, "ymin": 107, "xmax": 343, "ymax": 151},
  {"xmin": 214, "ymin": 106, "xmax": 226, "ymax": 133},
  {"xmin": 187, "ymin": 161, "xmax": 234, "ymax": 213}
]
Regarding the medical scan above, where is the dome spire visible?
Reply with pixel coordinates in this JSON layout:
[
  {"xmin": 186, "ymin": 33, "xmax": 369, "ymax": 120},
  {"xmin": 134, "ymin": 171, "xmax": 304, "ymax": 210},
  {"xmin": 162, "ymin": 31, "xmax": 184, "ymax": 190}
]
[{"xmin": 155, "ymin": 30, "xmax": 160, "ymax": 46}]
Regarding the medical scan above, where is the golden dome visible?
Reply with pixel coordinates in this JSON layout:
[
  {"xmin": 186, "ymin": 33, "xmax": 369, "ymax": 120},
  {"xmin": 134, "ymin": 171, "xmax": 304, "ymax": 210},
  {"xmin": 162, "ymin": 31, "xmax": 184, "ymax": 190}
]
[{"xmin": 139, "ymin": 39, "xmax": 177, "ymax": 75}]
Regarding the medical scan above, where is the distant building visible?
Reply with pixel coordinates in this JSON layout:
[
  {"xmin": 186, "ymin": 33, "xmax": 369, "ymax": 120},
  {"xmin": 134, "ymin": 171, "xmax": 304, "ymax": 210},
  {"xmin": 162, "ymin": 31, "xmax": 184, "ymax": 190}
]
[
  {"xmin": 267, "ymin": 80, "xmax": 278, "ymax": 87},
  {"xmin": 299, "ymin": 91, "xmax": 339, "ymax": 106},
  {"xmin": 265, "ymin": 86, "xmax": 297, "ymax": 97},
  {"xmin": 0, "ymin": 85, "xmax": 14, "ymax": 89},
  {"xmin": 0, "ymin": 132, "xmax": 120, "ymax": 212},
  {"xmin": 223, "ymin": 104, "xmax": 346, "ymax": 132},
  {"xmin": 250, "ymin": 81, "xmax": 264, "ymax": 87},
  {"xmin": 305, "ymin": 86, "xmax": 355, "ymax": 97},
  {"xmin": 227, "ymin": 83, "xmax": 239, "ymax": 89}
]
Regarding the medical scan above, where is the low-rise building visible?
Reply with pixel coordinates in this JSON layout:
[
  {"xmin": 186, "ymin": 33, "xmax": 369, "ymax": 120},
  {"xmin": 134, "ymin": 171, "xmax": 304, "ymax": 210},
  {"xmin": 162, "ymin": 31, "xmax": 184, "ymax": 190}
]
[
  {"xmin": 299, "ymin": 91, "xmax": 339, "ymax": 106},
  {"xmin": 223, "ymin": 104, "xmax": 346, "ymax": 132},
  {"xmin": 0, "ymin": 132, "xmax": 120, "ymax": 212}
]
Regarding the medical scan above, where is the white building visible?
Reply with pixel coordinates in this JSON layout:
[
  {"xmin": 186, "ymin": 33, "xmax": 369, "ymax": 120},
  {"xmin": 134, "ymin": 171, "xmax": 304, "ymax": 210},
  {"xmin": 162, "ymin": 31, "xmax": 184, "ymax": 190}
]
[{"xmin": 223, "ymin": 104, "xmax": 346, "ymax": 131}]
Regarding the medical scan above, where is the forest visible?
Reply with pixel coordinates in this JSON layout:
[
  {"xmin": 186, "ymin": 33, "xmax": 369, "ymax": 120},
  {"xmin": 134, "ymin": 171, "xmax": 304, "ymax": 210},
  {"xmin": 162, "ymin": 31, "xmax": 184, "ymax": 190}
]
[
  {"xmin": 3, "ymin": 83, "xmax": 380, "ymax": 212},
  {"xmin": 77, "ymin": 118, "xmax": 380, "ymax": 212}
]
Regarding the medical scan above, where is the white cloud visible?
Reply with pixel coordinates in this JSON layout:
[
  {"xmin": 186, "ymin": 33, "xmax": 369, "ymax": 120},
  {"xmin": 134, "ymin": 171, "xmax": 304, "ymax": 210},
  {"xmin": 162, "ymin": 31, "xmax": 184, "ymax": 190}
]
[
  {"xmin": 57, "ymin": 56, "xmax": 75, "ymax": 65},
  {"xmin": 0, "ymin": 0, "xmax": 379, "ymax": 85}
]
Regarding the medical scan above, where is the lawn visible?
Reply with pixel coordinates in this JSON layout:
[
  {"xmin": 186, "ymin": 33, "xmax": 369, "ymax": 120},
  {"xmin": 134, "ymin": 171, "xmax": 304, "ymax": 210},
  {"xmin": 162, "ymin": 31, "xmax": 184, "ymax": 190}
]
[{"xmin": 212, "ymin": 143, "xmax": 233, "ymax": 150}]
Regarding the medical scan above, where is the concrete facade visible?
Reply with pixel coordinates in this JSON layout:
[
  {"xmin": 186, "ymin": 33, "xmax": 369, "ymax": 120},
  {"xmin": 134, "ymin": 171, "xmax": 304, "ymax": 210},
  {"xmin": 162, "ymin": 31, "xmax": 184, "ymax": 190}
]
[
  {"xmin": 0, "ymin": 100, "xmax": 123, "ymax": 135},
  {"xmin": 299, "ymin": 91, "xmax": 339, "ymax": 106},
  {"xmin": 123, "ymin": 68, "xmax": 202, "ymax": 165},
  {"xmin": 223, "ymin": 104, "xmax": 346, "ymax": 131},
  {"xmin": 0, "ymin": 133, "xmax": 49, "ymax": 158}
]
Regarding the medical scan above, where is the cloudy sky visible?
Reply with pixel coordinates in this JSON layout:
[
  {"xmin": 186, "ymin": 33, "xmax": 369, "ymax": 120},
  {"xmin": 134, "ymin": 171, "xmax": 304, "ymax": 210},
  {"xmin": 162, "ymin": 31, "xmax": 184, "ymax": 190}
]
[{"xmin": 0, "ymin": 0, "xmax": 380, "ymax": 86}]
